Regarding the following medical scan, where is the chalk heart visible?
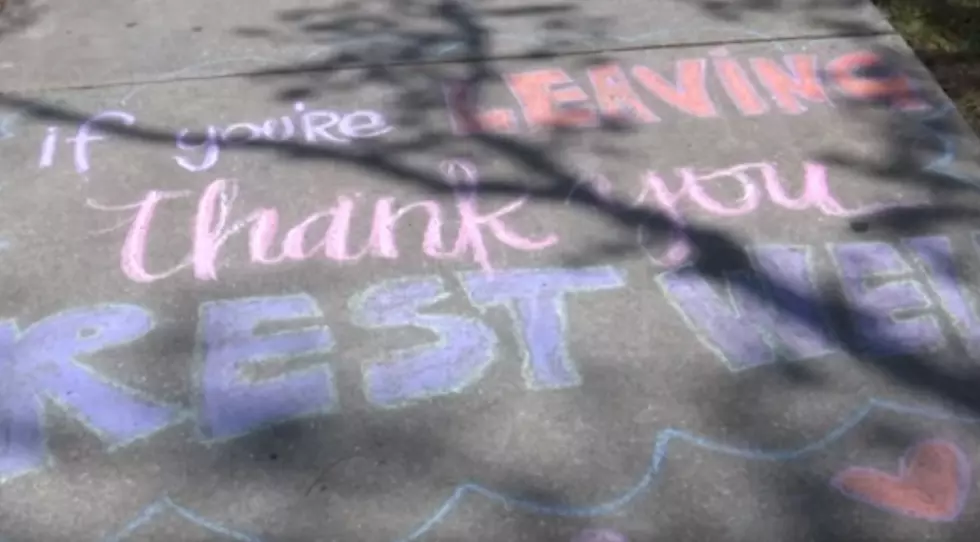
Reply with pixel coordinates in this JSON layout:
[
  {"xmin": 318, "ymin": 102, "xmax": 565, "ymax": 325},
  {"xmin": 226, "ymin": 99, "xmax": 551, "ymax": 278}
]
[{"xmin": 832, "ymin": 439, "xmax": 971, "ymax": 522}]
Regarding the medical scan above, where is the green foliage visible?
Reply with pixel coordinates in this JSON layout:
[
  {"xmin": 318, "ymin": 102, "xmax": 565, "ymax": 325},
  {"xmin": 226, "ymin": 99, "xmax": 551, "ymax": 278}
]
[{"xmin": 875, "ymin": 0, "xmax": 980, "ymax": 131}]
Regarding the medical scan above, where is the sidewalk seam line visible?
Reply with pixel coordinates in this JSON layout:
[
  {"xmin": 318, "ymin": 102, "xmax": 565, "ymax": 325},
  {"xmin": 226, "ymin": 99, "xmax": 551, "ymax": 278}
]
[{"xmin": 2, "ymin": 29, "xmax": 899, "ymax": 95}]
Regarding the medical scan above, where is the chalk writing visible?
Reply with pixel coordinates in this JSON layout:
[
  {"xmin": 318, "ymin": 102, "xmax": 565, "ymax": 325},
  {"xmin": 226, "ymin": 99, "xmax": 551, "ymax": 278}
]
[
  {"xmin": 84, "ymin": 158, "xmax": 893, "ymax": 282},
  {"xmin": 629, "ymin": 160, "xmax": 894, "ymax": 267},
  {"xmin": 36, "ymin": 49, "xmax": 925, "ymax": 168},
  {"xmin": 174, "ymin": 103, "xmax": 392, "ymax": 172},
  {"xmin": 832, "ymin": 439, "xmax": 971, "ymax": 521},
  {"xmin": 198, "ymin": 294, "xmax": 337, "ymax": 440},
  {"xmin": 90, "ymin": 160, "xmax": 557, "ymax": 283},
  {"xmin": 0, "ymin": 264, "xmax": 624, "ymax": 479},
  {"xmin": 37, "ymin": 103, "xmax": 393, "ymax": 175},
  {"xmin": 571, "ymin": 529, "xmax": 629, "ymax": 542},
  {"xmin": 656, "ymin": 234, "xmax": 980, "ymax": 370},
  {"xmin": 658, "ymin": 244, "xmax": 835, "ymax": 371},
  {"xmin": 461, "ymin": 266, "xmax": 625, "ymax": 389},
  {"xmin": 350, "ymin": 276, "xmax": 497, "ymax": 408},
  {"xmin": 10, "ymin": 30, "xmax": 980, "ymax": 542},
  {"xmin": 749, "ymin": 54, "xmax": 829, "ymax": 115},
  {"xmin": 906, "ymin": 235, "xmax": 980, "ymax": 358},
  {"xmin": 831, "ymin": 242, "xmax": 945, "ymax": 357},
  {"xmin": 447, "ymin": 49, "xmax": 927, "ymax": 134},
  {"xmin": 57, "ymin": 111, "xmax": 136, "ymax": 176},
  {"xmin": 8, "ymin": 228, "xmax": 980, "ymax": 481},
  {"xmin": 0, "ymin": 305, "xmax": 178, "ymax": 481}
]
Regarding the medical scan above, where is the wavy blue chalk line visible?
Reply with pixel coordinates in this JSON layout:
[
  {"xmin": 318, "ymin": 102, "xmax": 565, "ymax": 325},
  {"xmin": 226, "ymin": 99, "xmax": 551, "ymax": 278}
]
[
  {"xmin": 392, "ymin": 398, "xmax": 978, "ymax": 542},
  {"xmin": 916, "ymin": 102, "xmax": 980, "ymax": 187},
  {"xmin": 103, "ymin": 398, "xmax": 980, "ymax": 542},
  {"xmin": 105, "ymin": 496, "xmax": 260, "ymax": 542},
  {"xmin": 0, "ymin": 113, "xmax": 18, "ymax": 140}
]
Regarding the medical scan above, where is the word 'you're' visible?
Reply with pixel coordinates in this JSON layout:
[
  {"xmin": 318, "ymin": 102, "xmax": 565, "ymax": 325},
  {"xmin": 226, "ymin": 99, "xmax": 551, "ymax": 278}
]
[{"xmin": 36, "ymin": 103, "xmax": 394, "ymax": 175}]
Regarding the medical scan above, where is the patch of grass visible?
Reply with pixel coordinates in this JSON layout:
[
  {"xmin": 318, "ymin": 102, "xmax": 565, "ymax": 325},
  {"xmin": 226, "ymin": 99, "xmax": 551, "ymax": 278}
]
[{"xmin": 873, "ymin": 0, "xmax": 980, "ymax": 132}]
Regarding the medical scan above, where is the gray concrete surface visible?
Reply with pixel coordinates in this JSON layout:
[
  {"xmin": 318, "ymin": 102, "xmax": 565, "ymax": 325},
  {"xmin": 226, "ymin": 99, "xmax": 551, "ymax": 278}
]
[
  {"xmin": 0, "ymin": 0, "xmax": 893, "ymax": 92},
  {"xmin": 1, "ymin": 1, "xmax": 980, "ymax": 541}
]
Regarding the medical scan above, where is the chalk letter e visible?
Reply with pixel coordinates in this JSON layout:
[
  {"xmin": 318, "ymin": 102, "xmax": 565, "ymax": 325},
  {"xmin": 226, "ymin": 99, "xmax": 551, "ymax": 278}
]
[
  {"xmin": 831, "ymin": 241, "xmax": 944, "ymax": 356},
  {"xmin": 658, "ymin": 245, "xmax": 835, "ymax": 370},
  {"xmin": 198, "ymin": 295, "xmax": 337, "ymax": 440}
]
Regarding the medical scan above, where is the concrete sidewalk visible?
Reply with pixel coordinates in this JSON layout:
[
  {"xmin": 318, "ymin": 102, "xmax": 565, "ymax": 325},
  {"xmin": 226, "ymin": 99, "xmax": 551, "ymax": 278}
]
[{"xmin": 1, "ymin": 1, "xmax": 980, "ymax": 541}]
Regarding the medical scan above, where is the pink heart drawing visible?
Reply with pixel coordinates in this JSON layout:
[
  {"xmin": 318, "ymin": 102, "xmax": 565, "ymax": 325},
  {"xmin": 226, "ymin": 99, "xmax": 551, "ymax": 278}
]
[{"xmin": 831, "ymin": 439, "xmax": 971, "ymax": 521}]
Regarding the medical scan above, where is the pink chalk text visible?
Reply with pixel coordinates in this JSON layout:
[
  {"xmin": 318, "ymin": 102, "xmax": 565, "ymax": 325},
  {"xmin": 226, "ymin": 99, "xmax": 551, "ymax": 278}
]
[{"xmin": 89, "ymin": 160, "xmax": 558, "ymax": 283}]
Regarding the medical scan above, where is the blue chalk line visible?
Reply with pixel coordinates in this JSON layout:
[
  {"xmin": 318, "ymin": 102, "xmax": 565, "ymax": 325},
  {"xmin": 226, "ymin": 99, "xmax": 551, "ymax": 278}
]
[
  {"xmin": 392, "ymin": 398, "xmax": 979, "ymax": 542},
  {"xmin": 104, "ymin": 397, "xmax": 979, "ymax": 542},
  {"xmin": 105, "ymin": 496, "xmax": 260, "ymax": 542},
  {"xmin": 916, "ymin": 102, "xmax": 980, "ymax": 187}
]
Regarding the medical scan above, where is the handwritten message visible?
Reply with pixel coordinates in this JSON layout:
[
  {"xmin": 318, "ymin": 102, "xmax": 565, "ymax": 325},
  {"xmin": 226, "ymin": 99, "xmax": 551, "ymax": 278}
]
[
  {"xmin": 446, "ymin": 49, "xmax": 925, "ymax": 133},
  {"xmin": 0, "ymin": 46, "xmax": 963, "ymax": 508},
  {"xmin": 5, "ymin": 230, "xmax": 980, "ymax": 482}
]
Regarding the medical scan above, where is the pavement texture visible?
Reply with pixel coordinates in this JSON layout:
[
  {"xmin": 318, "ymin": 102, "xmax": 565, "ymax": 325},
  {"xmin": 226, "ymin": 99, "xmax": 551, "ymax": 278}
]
[{"xmin": 2, "ymin": 1, "xmax": 980, "ymax": 541}]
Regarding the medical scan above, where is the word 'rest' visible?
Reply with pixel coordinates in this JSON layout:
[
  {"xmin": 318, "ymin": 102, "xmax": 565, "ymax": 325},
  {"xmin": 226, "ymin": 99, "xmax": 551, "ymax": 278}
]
[{"xmin": 8, "ymin": 232, "xmax": 980, "ymax": 482}]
